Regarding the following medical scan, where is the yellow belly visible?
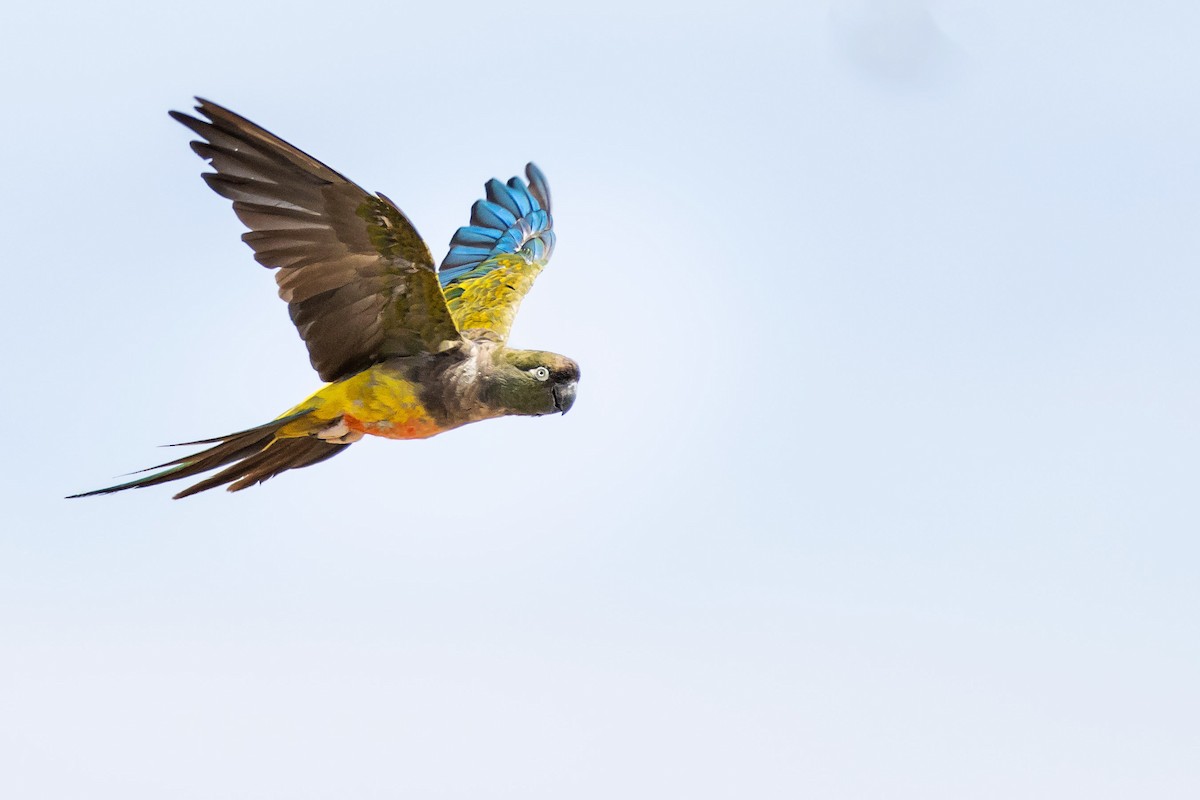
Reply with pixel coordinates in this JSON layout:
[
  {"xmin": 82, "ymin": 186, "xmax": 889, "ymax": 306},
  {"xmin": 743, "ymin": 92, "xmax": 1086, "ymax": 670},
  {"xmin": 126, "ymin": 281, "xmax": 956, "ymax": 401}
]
[{"xmin": 277, "ymin": 366, "xmax": 444, "ymax": 440}]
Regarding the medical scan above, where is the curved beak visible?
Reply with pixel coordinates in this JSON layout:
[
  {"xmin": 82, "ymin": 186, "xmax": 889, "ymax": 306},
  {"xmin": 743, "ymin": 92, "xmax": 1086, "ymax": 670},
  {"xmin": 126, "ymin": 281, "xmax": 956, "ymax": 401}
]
[{"xmin": 553, "ymin": 381, "xmax": 577, "ymax": 415}]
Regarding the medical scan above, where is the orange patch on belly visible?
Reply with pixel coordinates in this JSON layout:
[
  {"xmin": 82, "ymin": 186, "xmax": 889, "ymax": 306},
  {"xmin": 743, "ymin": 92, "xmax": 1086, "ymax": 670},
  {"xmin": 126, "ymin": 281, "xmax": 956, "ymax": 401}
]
[{"xmin": 343, "ymin": 414, "xmax": 444, "ymax": 440}]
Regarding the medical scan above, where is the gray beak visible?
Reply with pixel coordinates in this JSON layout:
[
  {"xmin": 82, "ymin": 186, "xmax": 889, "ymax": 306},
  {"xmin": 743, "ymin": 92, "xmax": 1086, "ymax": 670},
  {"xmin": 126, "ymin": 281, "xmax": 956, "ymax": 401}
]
[{"xmin": 553, "ymin": 381, "xmax": 577, "ymax": 414}]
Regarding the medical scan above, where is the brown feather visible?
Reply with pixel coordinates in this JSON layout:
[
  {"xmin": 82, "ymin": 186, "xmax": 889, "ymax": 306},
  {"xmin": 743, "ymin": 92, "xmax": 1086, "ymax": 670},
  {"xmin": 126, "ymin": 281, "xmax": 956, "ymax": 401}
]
[
  {"xmin": 67, "ymin": 411, "xmax": 350, "ymax": 499},
  {"xmin": 171, "ymin": 437, "xmax": 343, "ymax": 499},
  {"xmin": 172, "ymin": 98, "xmax": 462, "ymax": 382}
]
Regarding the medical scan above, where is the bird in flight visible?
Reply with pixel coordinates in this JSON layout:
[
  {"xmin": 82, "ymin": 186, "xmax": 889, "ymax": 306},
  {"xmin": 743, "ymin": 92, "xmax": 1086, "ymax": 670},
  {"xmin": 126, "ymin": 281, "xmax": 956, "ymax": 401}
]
[{"xmin": 71, "ymin": 98, "xmax": 578, "ymax": 499}]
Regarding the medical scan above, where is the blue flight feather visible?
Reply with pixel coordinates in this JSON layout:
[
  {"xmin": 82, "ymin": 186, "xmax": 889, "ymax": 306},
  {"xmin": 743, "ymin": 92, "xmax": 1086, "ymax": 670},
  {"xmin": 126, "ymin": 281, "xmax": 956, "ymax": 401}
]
[
  {"xmin": 485, "ymin": 179, "xmax": 522, "ymax": 217},
  {"xmin": 451, "ymin": 225, "xmax": 504, "ymax": 246},
  {"xmin": 471, "ymin": 200, "xmax": 516, "ymax": 229},
  {"xmin": 526, "ymin": 163, "xmax": 551, "ymax": 210},
  {"xmin": 442, "ymin": 247, "xmax": 493, "ymax": 270},
  {"xmin": 439, "ymin": 163, "xmax": 556, "ymax": 287},
  {"xmin": 505, "ymin": 178, "xmax": 535, "ymax": 216}
]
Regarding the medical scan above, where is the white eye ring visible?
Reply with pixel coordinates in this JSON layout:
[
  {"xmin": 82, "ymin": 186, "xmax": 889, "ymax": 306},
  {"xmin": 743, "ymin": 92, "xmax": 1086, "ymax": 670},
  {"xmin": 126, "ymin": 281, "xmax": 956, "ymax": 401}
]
[{"xmin": 531, "ymin": 366, "xmax": 550, "ymax": 381}]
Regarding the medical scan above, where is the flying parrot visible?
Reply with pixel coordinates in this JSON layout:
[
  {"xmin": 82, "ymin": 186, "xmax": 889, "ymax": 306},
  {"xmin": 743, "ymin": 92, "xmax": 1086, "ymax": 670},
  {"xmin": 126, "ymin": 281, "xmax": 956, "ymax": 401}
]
[{"xmin": 71, "ymin": 99, "xmax": 579, "ymax": 499}]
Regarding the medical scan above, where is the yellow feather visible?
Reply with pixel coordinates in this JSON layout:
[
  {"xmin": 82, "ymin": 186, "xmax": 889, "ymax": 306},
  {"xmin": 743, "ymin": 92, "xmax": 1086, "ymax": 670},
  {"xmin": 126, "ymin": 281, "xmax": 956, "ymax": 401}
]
[
  {"xmin": 277, "ymin": 366, "xmax": 442, "ymax": 440},
  {"xmin": 444, "ymin": 254, "xmax": 544, "ymax": 340}
]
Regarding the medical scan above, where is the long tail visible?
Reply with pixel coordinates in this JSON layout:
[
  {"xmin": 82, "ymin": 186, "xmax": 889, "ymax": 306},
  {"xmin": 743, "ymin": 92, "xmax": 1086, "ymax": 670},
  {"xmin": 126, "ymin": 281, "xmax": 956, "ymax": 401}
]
[{"xmin": 68, "ymin": 410, "xmax": 350, "ymax": 500}]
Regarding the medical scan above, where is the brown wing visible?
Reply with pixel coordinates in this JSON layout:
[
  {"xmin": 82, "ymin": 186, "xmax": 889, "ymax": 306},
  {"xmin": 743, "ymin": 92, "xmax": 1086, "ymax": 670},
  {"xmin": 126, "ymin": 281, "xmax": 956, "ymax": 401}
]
[{"xmin": 170, "ymin": 98, "xmax": 462, "ymax": 382}]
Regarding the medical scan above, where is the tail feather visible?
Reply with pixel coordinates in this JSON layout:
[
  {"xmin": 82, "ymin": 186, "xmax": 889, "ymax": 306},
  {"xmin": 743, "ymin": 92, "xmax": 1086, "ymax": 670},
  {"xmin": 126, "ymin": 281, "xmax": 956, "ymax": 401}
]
[
  {"xmin": 68, "ymin": 410, "xmax": 350, "ymax": 499},
  {"xmin": 173, "ymin": 436, "xmax": 343, "ymax": 499}
]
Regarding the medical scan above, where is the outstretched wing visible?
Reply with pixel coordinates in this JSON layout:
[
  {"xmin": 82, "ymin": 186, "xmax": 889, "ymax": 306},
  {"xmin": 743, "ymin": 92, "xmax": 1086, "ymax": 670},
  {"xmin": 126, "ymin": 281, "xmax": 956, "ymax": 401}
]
[
  {"xmin": 438, "ymin": 164, "xmax": 556, "ymax": 342},
  {"xmin": 171, "ymin": 98, "xmax": 462, "ymax": 382}
]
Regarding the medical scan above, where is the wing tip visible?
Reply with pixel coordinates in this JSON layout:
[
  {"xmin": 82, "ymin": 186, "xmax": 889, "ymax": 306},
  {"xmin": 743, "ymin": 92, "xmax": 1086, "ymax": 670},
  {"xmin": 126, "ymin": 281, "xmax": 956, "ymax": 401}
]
[
  {"xmin": 438, "ymin": 162, "xmax": 555, "ymax": 278},
  {"xmin": 170, "ymin": 95, "xmax": 223, "ymax": 123},
  {"xmin": 525, "ymin": 162, "xmax": 551, "ymax": 211}
]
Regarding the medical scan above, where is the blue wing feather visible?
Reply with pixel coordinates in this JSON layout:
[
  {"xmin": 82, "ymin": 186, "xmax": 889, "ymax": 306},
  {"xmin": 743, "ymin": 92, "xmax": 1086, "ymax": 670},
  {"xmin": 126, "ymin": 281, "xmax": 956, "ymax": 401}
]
[
  {"xmin": 439, "ymin": 163, "xmax": 555, "ymax": 287},
  {"xmin": 471, "ymin": 200, "xmax": 516, "ymax": 229},
  {"xmin": 453, "ymin": 225, "xmax": 505, "ymax": 246},
  {"xmin": 505, "ymin": 178, "xmax": 535, "ymax": 216},
  {"xmin": 526, "ymin": 163, "xmax": 551, "ymax": 210},
  {"xmin": 484, "ymin": 179, "xmax": 522, "ymax": 217}
]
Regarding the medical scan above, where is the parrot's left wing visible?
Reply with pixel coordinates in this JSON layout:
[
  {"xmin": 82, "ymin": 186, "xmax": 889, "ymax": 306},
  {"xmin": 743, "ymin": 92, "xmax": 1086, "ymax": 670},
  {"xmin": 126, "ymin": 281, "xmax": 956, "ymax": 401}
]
[
  {"xmin": 437, "ymin": 164, "xmax": 556, "ymax": 342},
  {"xmin": 171, "ymin": 99, "xmax": 463, "ymax": 382}
]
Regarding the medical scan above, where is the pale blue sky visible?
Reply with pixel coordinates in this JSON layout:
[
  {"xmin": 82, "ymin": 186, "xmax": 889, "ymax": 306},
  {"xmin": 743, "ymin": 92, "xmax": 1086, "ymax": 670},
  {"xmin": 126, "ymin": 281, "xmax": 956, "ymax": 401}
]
[{"xmin": 2, "ymin": 1, "xmax": 1198, "ymax": 797}]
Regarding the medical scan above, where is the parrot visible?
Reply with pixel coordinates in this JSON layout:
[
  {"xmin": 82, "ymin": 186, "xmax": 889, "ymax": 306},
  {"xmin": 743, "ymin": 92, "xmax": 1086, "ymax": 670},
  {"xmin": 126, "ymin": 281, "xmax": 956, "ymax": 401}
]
[{"xmin": 70, "ymin": 98, "xmax": 578, "ymax": 499}]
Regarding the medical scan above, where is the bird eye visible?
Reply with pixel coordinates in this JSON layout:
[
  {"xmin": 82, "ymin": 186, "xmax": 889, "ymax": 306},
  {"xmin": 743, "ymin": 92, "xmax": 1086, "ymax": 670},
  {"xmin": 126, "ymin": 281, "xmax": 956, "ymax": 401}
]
[{"xmin": 531, "ymin": 366, "xmax": 550, "ymax": 381}]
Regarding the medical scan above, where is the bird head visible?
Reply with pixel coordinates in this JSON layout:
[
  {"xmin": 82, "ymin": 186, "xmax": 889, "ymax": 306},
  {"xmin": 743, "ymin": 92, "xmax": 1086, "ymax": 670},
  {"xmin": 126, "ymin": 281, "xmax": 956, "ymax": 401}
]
[{"xmin": 484, "ymin": 349, "xmax": 580, "ymax": 417}]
